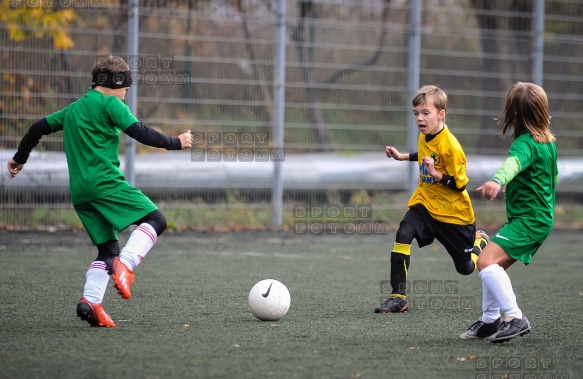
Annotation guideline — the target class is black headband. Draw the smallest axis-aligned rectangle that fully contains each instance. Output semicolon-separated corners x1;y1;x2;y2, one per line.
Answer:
91;70;133;89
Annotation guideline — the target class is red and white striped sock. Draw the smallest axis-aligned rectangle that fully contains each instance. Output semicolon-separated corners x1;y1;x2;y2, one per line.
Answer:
82;261;109;304
119;223;157;271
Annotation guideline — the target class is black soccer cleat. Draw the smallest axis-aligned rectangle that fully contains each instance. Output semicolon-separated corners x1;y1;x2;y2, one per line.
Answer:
459;317;501;339
488;316;531;343
375;296;409;313
76;297;116;328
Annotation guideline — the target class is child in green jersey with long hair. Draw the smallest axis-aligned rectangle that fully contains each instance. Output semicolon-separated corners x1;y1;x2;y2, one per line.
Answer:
7;56;194;327
459;82;557;343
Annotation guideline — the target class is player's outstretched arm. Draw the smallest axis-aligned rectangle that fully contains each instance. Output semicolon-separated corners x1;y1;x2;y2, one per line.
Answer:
386;146;407;161
8;118;54;178
477;181;502;201
7;159;24;178
124;122;192;150
478;156;520;200
177;130;193;150
386;146;416;162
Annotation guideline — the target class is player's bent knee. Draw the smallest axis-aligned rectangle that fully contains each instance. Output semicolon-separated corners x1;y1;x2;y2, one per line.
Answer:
395;222;416;244
454;260;475;275
476;255;494;271
137;209;167;236
95;239;121;262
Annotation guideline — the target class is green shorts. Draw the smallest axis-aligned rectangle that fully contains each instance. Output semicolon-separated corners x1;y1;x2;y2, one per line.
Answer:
74;187;158;245
491;221;542;265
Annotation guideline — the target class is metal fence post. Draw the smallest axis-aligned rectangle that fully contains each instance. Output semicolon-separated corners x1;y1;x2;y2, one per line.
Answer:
272;0;286;228
407;0;421;195
532;0;545;86
125;0;139;185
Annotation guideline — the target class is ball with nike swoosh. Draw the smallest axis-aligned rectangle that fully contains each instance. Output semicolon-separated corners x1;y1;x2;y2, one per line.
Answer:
248;279;291;321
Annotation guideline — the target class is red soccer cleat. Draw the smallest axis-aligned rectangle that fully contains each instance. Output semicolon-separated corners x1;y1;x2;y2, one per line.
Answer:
110;257;134;299
76;297;116;328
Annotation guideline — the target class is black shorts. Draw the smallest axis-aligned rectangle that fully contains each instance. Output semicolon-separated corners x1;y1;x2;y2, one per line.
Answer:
402;204;476;263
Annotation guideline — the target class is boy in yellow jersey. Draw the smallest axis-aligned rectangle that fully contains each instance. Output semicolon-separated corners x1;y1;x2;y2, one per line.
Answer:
376;85;488;314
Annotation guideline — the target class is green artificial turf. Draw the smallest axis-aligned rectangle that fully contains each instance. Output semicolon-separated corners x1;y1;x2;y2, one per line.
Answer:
0;230;581;379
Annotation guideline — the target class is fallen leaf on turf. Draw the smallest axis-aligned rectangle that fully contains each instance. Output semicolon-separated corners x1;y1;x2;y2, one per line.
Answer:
232;344;240;348
349;372;361;379
457;356;477;362
408;346;419;350
183;324;190;328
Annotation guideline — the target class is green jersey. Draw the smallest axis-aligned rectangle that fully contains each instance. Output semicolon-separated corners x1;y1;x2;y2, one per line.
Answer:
46;89;138;205
499;133;558;244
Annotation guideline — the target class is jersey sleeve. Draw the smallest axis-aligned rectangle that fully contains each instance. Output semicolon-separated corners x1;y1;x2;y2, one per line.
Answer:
45;106;70;132
492;156;521;186
508;136;535;171
105;96;139;131
12;118;54;164
444;146;469;189
124;122;182;150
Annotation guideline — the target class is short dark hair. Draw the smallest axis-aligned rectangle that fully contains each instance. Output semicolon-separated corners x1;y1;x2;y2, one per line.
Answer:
92;56;130;76
91;56;132;89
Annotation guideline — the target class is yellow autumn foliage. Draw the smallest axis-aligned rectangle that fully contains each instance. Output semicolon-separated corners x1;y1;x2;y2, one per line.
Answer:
0;1;77;50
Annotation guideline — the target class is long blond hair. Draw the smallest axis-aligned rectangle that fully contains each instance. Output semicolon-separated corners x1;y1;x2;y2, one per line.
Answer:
498;82;555;143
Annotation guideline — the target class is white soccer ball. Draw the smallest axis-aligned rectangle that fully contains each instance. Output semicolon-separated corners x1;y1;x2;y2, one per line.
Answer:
248;279;291;321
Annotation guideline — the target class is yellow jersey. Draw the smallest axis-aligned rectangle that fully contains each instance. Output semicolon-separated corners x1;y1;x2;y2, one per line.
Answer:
407;125;475;225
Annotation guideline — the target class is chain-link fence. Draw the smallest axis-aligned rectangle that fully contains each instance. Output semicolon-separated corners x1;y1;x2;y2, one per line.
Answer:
1;0;583;231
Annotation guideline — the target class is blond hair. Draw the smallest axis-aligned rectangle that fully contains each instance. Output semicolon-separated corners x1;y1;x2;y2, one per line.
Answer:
412;85;448;112
498;82;555;143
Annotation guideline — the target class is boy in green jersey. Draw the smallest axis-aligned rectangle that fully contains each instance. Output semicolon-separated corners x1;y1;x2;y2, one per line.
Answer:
460;82;558;343
7;56;194;327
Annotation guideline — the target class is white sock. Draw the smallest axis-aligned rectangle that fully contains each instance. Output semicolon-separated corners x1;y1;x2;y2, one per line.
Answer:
119;223;157;271
480;282;501;323
479;264;523;320
83;261;109;304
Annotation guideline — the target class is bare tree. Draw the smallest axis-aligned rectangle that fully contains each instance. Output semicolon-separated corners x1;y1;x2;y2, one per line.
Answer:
291;0;330;151
469;0;532;149
324;1;390;85
234;0;274;125
292;0;391;152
